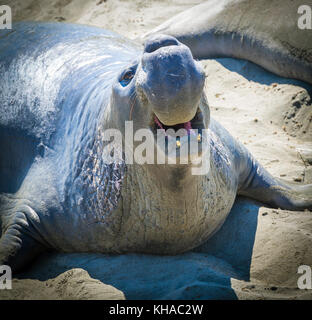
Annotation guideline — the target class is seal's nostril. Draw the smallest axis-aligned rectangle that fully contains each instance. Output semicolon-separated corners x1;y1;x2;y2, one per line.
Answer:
144;35;179;53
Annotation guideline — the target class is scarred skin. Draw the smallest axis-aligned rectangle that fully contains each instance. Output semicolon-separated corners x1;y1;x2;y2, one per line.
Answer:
0;22;311;272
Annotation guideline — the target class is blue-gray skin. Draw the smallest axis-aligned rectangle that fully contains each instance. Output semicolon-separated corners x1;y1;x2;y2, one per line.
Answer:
0;22;311;273
144;0;312;85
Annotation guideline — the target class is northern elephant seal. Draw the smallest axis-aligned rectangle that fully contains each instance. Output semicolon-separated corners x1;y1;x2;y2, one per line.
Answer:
0;21;311;273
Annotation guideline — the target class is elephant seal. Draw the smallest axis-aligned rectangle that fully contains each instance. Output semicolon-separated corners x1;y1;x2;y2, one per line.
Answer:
0;22;311;273
144;0;312;84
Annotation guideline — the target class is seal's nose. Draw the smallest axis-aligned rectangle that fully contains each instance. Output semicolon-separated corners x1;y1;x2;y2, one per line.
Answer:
140;34;205;126
144;34;179;53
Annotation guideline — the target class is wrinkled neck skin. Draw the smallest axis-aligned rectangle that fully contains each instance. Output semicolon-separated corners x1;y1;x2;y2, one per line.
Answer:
118;151;236;254
125;162;206;220
62;102;125;229
64;100;199;223
63;99;236;254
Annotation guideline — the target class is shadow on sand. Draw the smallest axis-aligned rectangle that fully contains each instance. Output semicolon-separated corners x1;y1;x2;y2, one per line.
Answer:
216;58;312;94
17;197;260;300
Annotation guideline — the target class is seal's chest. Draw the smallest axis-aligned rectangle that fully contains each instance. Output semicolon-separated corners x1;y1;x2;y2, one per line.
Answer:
118;168;236;254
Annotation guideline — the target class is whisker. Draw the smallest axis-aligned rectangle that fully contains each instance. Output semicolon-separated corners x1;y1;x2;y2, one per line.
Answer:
129;91;137;121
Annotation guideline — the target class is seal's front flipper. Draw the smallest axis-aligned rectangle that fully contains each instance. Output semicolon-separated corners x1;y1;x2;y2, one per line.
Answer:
238;156;312;211
0;211;46;273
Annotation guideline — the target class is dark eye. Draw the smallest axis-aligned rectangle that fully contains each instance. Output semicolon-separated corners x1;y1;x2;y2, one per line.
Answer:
120;70;135;87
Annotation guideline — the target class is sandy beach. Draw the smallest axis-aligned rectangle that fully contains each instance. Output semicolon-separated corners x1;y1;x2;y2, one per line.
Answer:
0;0;311;300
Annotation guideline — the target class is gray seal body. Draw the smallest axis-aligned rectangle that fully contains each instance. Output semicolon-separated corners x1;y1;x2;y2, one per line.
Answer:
0;22;311;272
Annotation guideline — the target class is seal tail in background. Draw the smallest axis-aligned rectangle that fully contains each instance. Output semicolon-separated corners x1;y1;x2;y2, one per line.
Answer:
143;0;312;85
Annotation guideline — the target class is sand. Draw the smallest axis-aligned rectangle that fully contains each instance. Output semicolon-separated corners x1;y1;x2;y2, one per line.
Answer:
1;0;311;300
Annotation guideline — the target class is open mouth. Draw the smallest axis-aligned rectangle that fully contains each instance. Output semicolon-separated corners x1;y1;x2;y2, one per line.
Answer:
150;108;205;148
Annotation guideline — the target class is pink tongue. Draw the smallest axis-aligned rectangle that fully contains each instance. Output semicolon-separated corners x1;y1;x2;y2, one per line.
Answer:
154;116;194;135
184;121;192;134
154;116;164;129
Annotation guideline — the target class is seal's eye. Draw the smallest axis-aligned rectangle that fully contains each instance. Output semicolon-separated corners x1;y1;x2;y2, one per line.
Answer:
120;69;135;87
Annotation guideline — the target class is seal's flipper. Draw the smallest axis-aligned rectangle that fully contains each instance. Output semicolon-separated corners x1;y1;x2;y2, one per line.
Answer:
238;155;312;211
208;118;312;211
145;0;312;84
0;211;46;273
